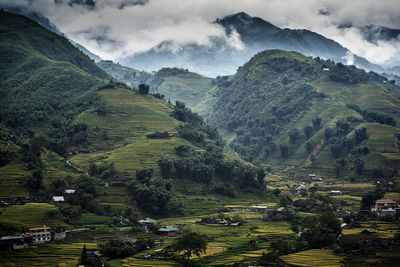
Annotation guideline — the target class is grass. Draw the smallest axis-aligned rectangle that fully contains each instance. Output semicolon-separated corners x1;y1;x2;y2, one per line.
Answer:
0;242;97;267
280;249;344;267
71;213;113;227
150;70;214;108
71;88;186;177
0;161;30;199
0;203;68;232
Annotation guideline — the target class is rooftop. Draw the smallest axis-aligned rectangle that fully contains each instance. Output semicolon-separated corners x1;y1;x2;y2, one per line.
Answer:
252;205;267;209
52;196;65;202
376;199;396;203
138;218;156;224
29;227;50;231
159;226;179;232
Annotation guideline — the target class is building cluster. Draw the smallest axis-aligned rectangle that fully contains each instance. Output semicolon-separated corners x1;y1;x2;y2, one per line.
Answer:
0;226;66;250
372;199;400;217
136;217;179;237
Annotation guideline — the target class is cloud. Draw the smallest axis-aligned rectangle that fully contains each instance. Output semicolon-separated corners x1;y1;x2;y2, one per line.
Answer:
0;0;399;67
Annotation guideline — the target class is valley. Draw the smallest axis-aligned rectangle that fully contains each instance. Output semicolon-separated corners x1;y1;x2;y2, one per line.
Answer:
1;6;400;267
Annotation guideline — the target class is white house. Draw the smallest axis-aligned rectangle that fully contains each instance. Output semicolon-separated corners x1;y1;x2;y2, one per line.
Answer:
29;227;51;244
52;196;65;202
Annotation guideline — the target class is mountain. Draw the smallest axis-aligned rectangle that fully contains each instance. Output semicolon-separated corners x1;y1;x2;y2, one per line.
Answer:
1;6;103;62
145;67;215;107
359;24;400;43
97;60;152;88
121;12;383;77
97;61;215;107
195;49;400;178
0;9;263;221
0;9;111;157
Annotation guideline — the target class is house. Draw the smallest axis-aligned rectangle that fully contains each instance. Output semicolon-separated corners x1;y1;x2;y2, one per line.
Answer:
29;227;51;244
308;174;316;179
76;148;92;153
377;208;397;217
138;218;156;232
119;216;130;224
51;228;66;241
158;226;179;237
52;196;65;202
252;205;268;213
0;234;32;249
64;189;76;194
374;199;399;211
322;68;330;71
122;238;138;248
329;191;342;196
110;177;129;185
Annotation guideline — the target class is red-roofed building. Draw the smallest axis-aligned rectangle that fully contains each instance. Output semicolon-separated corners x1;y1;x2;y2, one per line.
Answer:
374;199;399;212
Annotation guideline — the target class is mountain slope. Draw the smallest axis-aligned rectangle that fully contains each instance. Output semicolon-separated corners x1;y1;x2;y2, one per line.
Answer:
0;10;264;221
1;6;103;62
97;62;215;108
146;67;215;107
121;12;382;77
97;60;151;88
0;10;110;132
196;50;400;178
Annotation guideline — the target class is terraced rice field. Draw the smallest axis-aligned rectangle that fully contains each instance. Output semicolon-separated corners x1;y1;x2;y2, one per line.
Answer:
280;249;344;266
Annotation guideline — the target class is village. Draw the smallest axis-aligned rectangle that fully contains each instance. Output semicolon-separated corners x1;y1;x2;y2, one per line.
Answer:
1;168;400;266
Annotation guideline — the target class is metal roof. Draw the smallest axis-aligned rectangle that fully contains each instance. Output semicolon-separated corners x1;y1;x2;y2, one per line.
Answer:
138;218;156;224
158;226;178;232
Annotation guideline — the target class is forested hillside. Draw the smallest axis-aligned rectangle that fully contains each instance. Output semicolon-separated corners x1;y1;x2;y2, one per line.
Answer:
0;10;266;224
198;50;400;178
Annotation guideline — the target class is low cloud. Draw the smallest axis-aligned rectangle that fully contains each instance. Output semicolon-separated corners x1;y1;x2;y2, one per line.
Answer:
0;0;399;67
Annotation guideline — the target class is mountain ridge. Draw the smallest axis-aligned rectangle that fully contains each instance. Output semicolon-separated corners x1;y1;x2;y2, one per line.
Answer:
121;12;383;77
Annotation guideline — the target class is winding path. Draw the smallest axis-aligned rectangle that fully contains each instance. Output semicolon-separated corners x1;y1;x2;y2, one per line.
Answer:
66;160;89;176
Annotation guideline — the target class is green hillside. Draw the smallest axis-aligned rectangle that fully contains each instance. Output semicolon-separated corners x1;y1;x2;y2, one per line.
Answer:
146;67;215;107
97;62;215;108
0;10;109;80
196;50;400;178
97;60;151;88
0;10;265;225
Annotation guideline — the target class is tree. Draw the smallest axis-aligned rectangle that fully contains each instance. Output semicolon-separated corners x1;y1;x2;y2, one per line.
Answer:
289;128;300;144
303;126;313;139
305;142;313;154
136;168;153;185
138;83;150;94
280;144;289;158
279;195;293;207
360;190;383;210
257;168;266;187
158;157;172;179
175;232;207;262
80;244;88;265
354;158;364;175
312;117;321;128
50;178;66;195
26;169;43;191
300;212;341;248
354;127;368;144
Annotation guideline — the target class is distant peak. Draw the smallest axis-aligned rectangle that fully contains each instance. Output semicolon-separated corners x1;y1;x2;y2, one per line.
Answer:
216;12;280;35
219;12;253;23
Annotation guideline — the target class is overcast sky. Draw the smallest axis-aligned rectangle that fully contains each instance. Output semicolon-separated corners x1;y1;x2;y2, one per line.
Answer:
1;0;400;67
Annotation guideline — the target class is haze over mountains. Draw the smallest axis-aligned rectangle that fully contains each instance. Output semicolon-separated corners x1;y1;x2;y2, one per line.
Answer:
2;1;400;78
122;12;386;77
